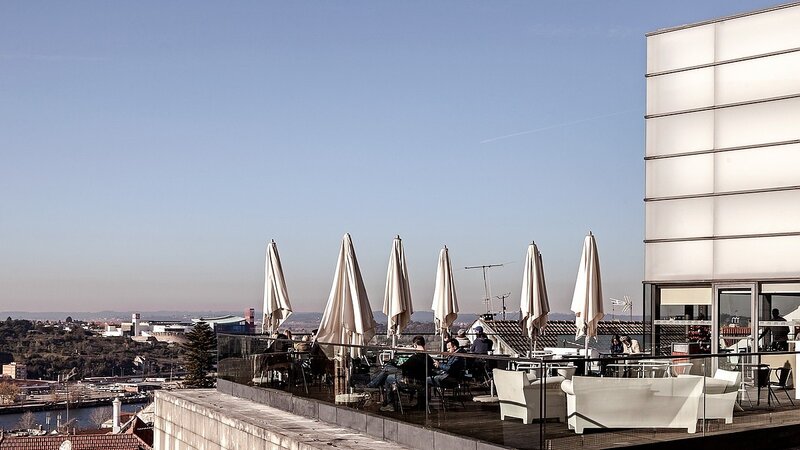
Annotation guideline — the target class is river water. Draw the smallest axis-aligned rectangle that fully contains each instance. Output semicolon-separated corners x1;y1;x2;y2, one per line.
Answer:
0;402;148;431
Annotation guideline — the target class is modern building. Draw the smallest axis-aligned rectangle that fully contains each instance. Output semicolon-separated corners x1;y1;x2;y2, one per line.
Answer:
644;3;800;355
193;315;249;334
2;362;26;380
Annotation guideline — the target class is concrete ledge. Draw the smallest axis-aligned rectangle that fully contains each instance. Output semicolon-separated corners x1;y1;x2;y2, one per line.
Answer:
216;379;512;450
155;389;408;450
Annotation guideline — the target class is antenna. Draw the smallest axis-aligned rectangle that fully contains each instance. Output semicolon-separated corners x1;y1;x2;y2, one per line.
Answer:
495;292;512;320
465;263;504;315
610;296;633;321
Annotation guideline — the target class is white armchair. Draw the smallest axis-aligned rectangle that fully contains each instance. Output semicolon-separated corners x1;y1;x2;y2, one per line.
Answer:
679;369;741;423
493;369;566;424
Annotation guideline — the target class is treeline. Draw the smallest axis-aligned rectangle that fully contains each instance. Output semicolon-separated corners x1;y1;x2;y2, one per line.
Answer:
0;318;182;380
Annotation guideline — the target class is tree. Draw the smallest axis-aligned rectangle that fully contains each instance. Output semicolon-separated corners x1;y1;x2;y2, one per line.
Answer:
17;411;37;430
89;407;112;428
181;321;217;388
0;381;19;405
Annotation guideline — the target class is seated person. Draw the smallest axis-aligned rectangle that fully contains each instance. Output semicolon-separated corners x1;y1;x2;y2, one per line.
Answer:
610;335;623;355
620;335;641;354
380;335;435;412
272;331;292;353
469;326;493;354
308;329;331;382
455;329;471;348
428;338;466;388
294;334;312;352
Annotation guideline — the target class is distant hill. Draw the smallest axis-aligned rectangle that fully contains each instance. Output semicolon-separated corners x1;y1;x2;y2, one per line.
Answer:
0;310;247;322
0;310;642;324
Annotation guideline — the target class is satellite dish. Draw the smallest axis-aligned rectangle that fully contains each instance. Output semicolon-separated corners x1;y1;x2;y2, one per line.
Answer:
59;440;73;450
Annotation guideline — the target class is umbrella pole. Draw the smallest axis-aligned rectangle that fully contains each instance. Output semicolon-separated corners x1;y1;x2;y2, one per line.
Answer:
584;337;590;375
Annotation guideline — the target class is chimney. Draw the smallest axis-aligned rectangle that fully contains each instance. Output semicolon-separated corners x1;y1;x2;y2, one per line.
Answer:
112;397;122;433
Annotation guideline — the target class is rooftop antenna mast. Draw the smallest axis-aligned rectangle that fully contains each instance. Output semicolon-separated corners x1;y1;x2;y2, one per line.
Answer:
610;295;633;322
465;263;504;316
496;292;512;320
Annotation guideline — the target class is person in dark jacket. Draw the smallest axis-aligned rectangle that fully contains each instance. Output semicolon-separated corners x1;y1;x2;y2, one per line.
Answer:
380;335;435;412
429;338;466;387
610;335;623;354
469;326;493;354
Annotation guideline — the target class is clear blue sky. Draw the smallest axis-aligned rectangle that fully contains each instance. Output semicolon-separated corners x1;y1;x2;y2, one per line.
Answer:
0;1;781;315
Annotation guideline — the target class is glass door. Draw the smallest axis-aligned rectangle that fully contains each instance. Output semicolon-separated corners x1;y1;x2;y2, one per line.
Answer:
712;285;756;355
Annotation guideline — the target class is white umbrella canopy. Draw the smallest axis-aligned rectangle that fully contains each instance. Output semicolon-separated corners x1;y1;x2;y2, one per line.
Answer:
570;232;605;345
317;233;377;358
262;240;293;335
383;235;413;340
432;246;459;339
520;242;550;349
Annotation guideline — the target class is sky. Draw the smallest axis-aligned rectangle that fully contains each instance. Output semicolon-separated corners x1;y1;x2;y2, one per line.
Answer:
0;0;784;316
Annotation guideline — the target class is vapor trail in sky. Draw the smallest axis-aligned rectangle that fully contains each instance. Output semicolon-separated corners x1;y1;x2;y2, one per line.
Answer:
480;109;638;144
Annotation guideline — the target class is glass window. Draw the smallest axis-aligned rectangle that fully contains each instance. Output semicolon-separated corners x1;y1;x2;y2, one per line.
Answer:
758;293;800;352
653;286;711;356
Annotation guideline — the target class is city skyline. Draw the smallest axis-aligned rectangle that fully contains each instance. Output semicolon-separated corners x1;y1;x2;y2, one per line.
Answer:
0;1;782;314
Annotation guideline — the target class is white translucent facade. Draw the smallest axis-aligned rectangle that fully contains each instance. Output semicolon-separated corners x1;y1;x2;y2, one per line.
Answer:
645;3;800;283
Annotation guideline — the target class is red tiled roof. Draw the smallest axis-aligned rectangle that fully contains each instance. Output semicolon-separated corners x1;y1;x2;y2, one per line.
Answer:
482;320;644;353
0;434;150;450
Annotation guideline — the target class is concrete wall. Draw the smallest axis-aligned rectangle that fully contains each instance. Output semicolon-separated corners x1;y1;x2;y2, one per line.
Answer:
154;390;314;450
215;379;508;450
154;381;509;450
156;392;249;450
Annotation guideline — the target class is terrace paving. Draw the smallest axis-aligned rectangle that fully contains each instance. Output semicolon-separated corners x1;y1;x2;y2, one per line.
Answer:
281;378;800;449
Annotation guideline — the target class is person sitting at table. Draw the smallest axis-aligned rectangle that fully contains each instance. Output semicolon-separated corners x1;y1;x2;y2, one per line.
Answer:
380;335;435;412
294;334;311;352
620;335;641;354
429;338;466;388
469;326;493;354
610;335;623;355
455;329;471;348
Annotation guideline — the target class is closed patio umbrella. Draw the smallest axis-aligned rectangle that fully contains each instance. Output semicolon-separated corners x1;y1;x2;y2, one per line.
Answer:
383;235;413;348
520;241;550;354
316;233;377;359
432;246;459;349
570;232;605;360
262;240;293;335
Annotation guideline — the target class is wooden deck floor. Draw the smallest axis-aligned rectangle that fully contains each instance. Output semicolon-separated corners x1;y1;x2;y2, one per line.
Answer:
278;381;800;450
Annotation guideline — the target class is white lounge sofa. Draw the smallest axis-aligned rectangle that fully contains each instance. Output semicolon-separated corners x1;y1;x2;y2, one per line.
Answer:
493;369;566;424
560;375;703;434
679;369;741;424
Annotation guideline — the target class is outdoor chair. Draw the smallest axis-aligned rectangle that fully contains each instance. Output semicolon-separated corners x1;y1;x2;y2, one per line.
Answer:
431;374;467;411
494;369;565;424
679;369;741;423
394;377;431;414
769;367;795;407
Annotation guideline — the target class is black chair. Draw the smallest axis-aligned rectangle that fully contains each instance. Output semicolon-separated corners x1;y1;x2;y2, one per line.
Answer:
431;374;467;410
769;367;795;407
754;364;771;406
394;376;430;414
